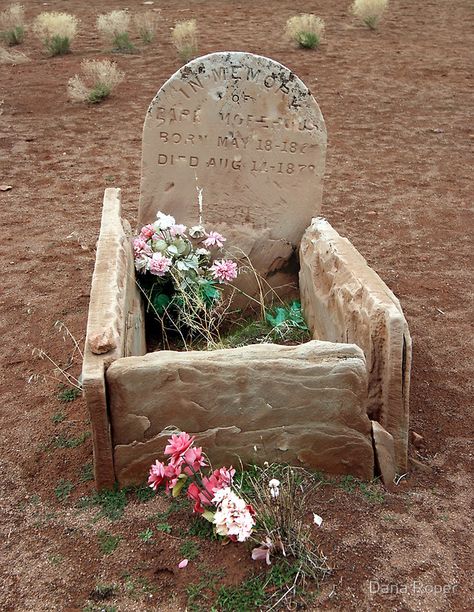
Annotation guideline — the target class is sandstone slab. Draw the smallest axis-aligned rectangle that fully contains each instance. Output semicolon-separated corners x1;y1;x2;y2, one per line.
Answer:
82;188;146;488
299;218;412;471
138;52;326;295
106;341;374;486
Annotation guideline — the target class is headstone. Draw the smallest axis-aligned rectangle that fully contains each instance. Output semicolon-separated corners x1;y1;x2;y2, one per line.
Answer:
138;52;326;289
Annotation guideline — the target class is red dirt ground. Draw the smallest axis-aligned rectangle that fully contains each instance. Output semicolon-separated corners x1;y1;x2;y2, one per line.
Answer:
1;0;473;610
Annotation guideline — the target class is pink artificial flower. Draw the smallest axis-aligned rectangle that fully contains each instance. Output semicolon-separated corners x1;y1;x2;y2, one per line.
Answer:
164;432;195;465
148;460;180;492
187;481;212;514
182;446;207;475
201;466;235;500
203;231;226;248
178;559;189;569
148;460;166;491
251;538;273;565
169;223;187;237
133;237;152;257
149;253;172;276
140;224;155;240
210;259;238;283
164;464;181;495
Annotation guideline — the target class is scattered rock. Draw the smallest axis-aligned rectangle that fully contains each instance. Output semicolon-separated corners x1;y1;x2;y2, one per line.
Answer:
89;329;117;354
411;431;424;448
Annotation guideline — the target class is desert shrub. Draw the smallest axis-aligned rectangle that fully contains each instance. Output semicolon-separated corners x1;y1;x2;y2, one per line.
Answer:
68;59;125;104
134;10;159;44
0;3;25;46
97;10;134;53
352;0;389;29
33;12;79;56
0;46;28;64
171;19;198;62
286;14;325;49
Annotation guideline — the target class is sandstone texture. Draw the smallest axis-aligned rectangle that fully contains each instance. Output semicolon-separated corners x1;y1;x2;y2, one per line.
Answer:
372;421;397;489
83;188;146;488
105;341;374;486
299;218;412;471
138;52;326;298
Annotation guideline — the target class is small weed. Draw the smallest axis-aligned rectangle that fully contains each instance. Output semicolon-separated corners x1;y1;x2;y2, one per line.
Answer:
188;517;218;540
51;431;90;449
286;14;325;49
156;522;172;534
90;583;117;601
179;540;200;560
83;604;116;612
217;575;266;611
51;411;66;424
57;385;81;403
171;19;198;62
186;566;226;610
105;175;115;183
98;530;121;555
79;462;94;483
123;574;155;599
339;474;357;493
77;486;127;521
55;479;74;502
359;482;385;503
48;553;64;565
138;528;153;542
133;484;155;503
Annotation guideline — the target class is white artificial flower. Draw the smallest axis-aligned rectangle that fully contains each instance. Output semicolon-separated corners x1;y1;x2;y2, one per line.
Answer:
195;247;210;256
313;512;323;527
155;211;176;230
269;478;280;499
212;487;255;542
189;225;206;238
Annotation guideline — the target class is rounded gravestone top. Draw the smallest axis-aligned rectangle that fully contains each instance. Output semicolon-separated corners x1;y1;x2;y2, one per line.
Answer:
138;52;326;287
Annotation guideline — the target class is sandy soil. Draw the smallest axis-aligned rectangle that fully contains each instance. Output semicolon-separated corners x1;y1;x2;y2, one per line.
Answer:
0;0;473;610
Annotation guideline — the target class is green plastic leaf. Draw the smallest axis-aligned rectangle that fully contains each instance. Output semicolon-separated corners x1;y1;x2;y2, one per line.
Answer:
153;293;171;314
172;475;187;497
202;510;215;523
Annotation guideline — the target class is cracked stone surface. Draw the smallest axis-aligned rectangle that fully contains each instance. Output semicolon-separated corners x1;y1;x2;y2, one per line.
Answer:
106;341;374;486
299;218;411;471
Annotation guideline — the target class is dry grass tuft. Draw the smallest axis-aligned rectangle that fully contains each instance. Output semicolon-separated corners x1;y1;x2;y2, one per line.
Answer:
352;0;389;29
171;19;198;62
97;10;134;52
33;12;79;55
0;45;28;64
285;14;325;49
68;59;125;104
134;10;159;44
0;3;25;45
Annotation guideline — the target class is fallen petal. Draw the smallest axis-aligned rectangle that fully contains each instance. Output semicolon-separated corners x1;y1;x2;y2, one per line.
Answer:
0;185;13;191
313;513;323;527
178;558;189;568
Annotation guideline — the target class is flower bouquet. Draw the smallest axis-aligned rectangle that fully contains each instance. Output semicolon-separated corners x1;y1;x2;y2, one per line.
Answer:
133;211;239;347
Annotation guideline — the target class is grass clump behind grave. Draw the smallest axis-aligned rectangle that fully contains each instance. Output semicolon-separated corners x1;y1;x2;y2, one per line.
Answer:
171;19;198;62
352;0;389;30
134;10;159;44
286;14;325;49
68;59;125;104
33;12;79;56
0;3;25;46
97;10;134;53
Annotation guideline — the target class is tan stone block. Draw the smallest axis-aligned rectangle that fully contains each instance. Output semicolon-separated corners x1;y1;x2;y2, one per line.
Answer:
138;52;326;294
105;341;374;486
83;188;146;489
299;218;412;471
